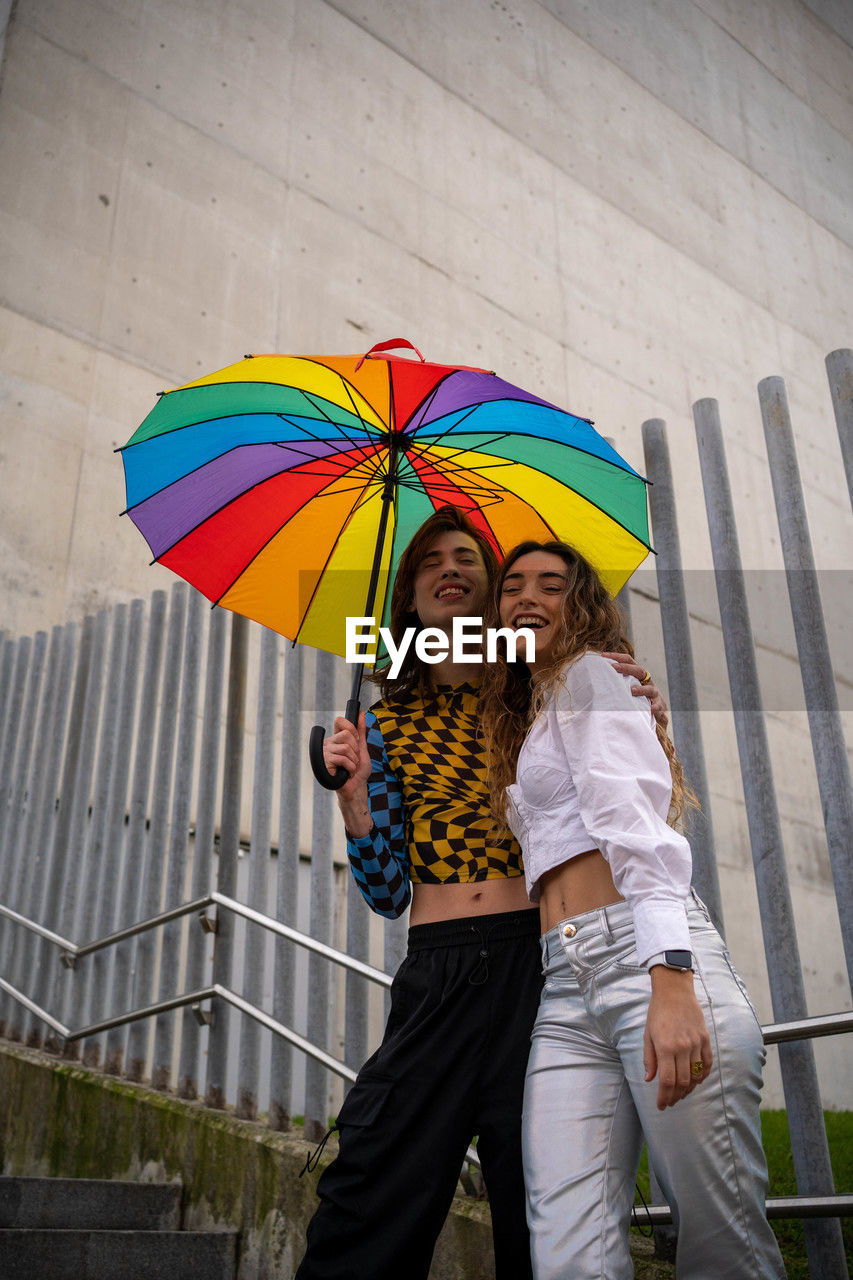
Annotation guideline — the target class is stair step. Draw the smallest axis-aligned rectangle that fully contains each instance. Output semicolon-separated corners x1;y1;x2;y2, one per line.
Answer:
0;1228;238;1280
0;1176;181;1229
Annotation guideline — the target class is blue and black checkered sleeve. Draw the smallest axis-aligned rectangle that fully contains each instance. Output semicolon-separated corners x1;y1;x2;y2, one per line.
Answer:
345;710;411;919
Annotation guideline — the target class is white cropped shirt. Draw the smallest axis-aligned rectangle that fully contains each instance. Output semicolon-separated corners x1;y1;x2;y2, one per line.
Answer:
505;651;692;966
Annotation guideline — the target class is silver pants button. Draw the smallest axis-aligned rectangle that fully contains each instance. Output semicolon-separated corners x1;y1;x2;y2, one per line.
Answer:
563;923;577;938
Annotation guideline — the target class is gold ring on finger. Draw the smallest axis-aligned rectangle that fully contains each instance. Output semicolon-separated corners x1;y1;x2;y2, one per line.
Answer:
640;670;652;685
690;1061;704;1077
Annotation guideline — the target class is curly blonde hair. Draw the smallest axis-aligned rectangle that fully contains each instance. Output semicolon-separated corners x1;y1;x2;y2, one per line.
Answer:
479;540;696;830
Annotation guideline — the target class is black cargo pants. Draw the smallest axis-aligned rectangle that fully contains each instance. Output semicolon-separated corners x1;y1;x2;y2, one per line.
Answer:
294;908;543;1280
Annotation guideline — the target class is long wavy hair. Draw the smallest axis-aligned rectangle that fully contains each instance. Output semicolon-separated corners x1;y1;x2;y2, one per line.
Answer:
480;540;696;828
372;505;501;702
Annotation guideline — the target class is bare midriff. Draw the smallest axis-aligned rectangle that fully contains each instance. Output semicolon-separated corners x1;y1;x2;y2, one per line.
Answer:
409;875;532;925
537;848;624;934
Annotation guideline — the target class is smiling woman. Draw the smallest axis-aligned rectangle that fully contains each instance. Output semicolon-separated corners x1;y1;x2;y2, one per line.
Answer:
479;540;785;1280
499;548;570;668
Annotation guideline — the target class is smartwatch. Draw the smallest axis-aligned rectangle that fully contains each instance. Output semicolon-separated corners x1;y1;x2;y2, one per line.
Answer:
647;950;694;972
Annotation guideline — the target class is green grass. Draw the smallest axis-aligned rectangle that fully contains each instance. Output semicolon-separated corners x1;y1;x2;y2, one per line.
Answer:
632;1111;852;1278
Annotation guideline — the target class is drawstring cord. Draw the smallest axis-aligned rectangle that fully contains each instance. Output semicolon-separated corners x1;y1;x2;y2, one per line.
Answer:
630;1181;655;1237
299;1123;338;1177
468;919;499;985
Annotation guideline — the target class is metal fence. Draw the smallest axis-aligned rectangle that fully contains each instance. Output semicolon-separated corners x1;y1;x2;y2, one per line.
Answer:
0;599;407;1138
0;348;852;1277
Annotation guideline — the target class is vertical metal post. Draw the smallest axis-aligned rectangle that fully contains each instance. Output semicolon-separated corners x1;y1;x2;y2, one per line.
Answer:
53;609;109;1051
177;606;227;1099
236;626;279;1120
0;637;15;728
606;436;634;643
304;651;337;1141
4;627;62;1038
759;377;853;993
36;617;93;1052
344;876;370;1088
694;398;847;1280
152;589;204;1090
0;635;32;858
0;629;18;1029
0;631;46;1038
384;918;408;1021
23;622;78;1047
104;592;167;1075
825;349;853;510
205;612;249;1109
126;583;187;1081
270;644;304;1131
83;599;144;1067
70;606;127;1058
641;419;723;934
4;632;47;894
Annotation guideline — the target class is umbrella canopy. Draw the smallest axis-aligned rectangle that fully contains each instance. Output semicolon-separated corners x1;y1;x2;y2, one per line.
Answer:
120;340;650;658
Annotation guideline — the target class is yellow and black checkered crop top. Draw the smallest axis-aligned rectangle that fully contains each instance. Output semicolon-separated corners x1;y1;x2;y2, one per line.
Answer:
344;683;524;915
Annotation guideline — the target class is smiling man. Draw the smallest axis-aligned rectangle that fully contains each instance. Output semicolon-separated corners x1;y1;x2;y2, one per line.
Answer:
294;506;664;1280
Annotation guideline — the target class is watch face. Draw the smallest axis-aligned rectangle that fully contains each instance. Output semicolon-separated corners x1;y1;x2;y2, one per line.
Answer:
664;950;693;970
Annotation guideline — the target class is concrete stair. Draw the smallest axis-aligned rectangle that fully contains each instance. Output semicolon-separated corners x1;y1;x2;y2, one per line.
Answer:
0;1176;238;1279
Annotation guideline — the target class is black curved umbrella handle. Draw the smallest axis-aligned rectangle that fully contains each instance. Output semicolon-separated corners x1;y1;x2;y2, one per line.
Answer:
309;698;361;791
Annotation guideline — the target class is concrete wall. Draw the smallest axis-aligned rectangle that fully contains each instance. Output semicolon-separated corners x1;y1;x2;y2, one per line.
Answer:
0;0;850;1107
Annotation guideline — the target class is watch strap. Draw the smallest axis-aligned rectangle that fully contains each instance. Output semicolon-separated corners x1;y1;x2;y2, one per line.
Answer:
647;949;694;972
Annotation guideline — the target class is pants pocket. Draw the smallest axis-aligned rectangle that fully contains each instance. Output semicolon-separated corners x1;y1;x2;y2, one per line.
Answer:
336;1073;395;1130
721;948;764;1035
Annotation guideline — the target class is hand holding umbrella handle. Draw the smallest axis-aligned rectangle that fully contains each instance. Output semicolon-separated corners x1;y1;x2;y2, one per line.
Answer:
355;338;425;371
309;698;362;790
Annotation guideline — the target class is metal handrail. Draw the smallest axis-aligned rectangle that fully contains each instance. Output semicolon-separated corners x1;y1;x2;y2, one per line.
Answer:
633;1195;853;1227
2;894;852;1209
9;889;852;1038
762;1010;853;1043
1;892;393;988
0;976;359;1081
0;901;75;952
0;975;68;1038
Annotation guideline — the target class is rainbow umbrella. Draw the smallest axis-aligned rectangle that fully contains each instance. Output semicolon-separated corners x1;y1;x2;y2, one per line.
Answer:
120;339;651;784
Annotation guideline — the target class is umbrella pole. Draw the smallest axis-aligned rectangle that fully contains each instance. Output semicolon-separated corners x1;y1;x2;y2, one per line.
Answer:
310;457;399;789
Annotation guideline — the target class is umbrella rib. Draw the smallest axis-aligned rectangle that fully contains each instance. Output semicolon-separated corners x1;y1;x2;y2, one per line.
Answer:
405;440;517;477
409;395;594;437
292;481;389;647
119;388;377;452
407;403;482;452
147;454;387;564
413;431;511;467
408;450;652;554
122;437;381;515
397;373;456;436
407;400;644;482
297;355;389;433
189;355;392;432
420;427;647;485
210;469;378;614
274;411;377;467
405;448;518;483
297;391;381;469
337;380;383;450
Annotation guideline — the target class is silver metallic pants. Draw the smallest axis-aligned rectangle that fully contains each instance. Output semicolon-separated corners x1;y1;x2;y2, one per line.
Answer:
522;894;786;1279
